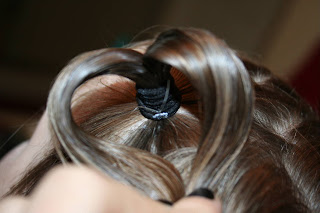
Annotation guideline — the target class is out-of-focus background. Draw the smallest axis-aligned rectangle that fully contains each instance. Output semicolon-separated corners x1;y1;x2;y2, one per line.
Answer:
1;0;319;158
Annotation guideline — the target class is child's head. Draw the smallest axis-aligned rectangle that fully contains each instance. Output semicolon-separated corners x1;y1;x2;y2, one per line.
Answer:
6;27;320;212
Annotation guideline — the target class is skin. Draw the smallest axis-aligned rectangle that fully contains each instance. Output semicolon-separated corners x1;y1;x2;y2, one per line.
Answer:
0;166;221;213
0;74;222;213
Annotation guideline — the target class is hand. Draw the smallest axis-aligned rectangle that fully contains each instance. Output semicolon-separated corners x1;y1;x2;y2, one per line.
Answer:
0;166;221;213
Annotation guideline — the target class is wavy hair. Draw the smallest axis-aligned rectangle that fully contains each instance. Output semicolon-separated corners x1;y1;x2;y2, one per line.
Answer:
7;28;320;212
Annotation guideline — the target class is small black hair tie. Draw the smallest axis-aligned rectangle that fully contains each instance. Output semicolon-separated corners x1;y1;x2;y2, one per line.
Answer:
187;188;214;199
158;199;173;206
136;77;181;121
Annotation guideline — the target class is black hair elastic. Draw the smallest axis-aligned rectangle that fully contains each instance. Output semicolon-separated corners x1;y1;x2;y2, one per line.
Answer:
136;76;181;121
157;188;214;206
158;199;173;206
187;188;214;199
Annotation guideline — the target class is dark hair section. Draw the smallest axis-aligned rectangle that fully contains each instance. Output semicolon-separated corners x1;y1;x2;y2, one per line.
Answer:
6;28;320;212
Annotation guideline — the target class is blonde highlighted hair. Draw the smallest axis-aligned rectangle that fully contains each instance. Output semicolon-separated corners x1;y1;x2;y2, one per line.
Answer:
7;28;320;212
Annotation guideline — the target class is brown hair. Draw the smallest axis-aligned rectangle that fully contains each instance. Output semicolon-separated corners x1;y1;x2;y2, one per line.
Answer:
7;28;320;212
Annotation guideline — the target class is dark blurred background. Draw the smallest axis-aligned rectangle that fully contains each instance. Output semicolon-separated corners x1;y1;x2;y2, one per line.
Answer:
1;0;319;158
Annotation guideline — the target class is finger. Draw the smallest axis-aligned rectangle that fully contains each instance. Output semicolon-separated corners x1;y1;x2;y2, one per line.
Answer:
172;197;222;213
0;196;30;213
28;166;170;213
